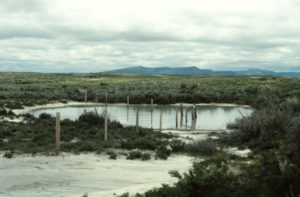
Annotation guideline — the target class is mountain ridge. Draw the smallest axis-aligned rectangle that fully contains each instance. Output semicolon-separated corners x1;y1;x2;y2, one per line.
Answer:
104;66;300;77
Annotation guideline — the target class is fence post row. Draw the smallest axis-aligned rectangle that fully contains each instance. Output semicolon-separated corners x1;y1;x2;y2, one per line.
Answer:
104;108;108;141
56;112;61;155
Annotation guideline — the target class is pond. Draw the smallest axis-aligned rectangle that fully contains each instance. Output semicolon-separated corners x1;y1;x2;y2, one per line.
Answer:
27;104;253;130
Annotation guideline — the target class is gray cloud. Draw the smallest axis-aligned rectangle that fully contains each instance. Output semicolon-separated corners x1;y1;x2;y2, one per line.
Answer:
0;0;299;72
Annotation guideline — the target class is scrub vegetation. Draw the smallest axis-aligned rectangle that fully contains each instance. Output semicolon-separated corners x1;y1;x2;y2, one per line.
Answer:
1;72;300;196
0;111;176;158
1;72;300;110
135;88;300;197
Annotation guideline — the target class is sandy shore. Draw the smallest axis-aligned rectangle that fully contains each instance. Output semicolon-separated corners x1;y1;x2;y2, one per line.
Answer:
0;153;194;197
0;116;25;123
13;102;106;115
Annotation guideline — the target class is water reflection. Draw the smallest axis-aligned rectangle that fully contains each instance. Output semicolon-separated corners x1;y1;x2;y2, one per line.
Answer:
28;105;253;130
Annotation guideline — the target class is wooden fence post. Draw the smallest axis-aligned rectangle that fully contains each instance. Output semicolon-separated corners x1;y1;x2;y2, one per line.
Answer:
105;93;108;107
84;91;87;102
193;104;197;119
191;106;195;120
136;110;139;133
185;107;188;129
176;107;178;129
104;109;108;141
160;111;163;132
56;112;61;155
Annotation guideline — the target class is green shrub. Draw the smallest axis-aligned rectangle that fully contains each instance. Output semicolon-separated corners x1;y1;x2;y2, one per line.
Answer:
141;153;300;197
155;146;170;160
126;151;143;160
0;108;14;116
121;136;157;150
78;111;104;126
141;153;151;161
3;152;13;159
170;140;185;152
23;113;35;119
6;101;23;109
108;120;123;128
39;113;52;119
36;99;49;105
126;151;151;161
0;108;7;115
184;139;218;156
23;100;35;106
106;151;117;160
78;143;96;152
59;99;68;103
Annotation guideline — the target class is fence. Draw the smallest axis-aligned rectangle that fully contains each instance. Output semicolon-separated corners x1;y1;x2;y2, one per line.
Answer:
53;99;199;154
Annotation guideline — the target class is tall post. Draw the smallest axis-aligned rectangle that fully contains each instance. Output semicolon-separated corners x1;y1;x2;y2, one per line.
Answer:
191;106;195;120
176;107;178;129
127;96;129;107
185;107;188;129
193;104;197;119
104;108;108;141
105;93;108;107
84;91;87;102
151;98;154;107
136;110;139;133
192;118;197;130
56;112;61;155
160;111;163;132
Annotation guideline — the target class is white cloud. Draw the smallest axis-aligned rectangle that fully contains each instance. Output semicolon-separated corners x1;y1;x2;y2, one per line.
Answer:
0;0;299;72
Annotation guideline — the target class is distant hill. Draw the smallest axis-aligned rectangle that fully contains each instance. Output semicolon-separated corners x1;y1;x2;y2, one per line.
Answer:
104;66;300;77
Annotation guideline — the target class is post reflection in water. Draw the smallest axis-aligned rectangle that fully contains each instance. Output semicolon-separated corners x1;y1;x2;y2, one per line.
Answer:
151;109;153;128
127;106;129;121
29;104;253;130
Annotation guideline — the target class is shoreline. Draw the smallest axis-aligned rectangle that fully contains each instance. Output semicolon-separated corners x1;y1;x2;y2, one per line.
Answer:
13;101;251;115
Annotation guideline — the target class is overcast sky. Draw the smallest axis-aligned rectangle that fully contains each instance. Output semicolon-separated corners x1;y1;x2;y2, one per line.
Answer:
0;0;300;73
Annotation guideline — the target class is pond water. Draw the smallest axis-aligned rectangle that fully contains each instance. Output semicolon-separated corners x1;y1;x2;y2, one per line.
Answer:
28;104;253;130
